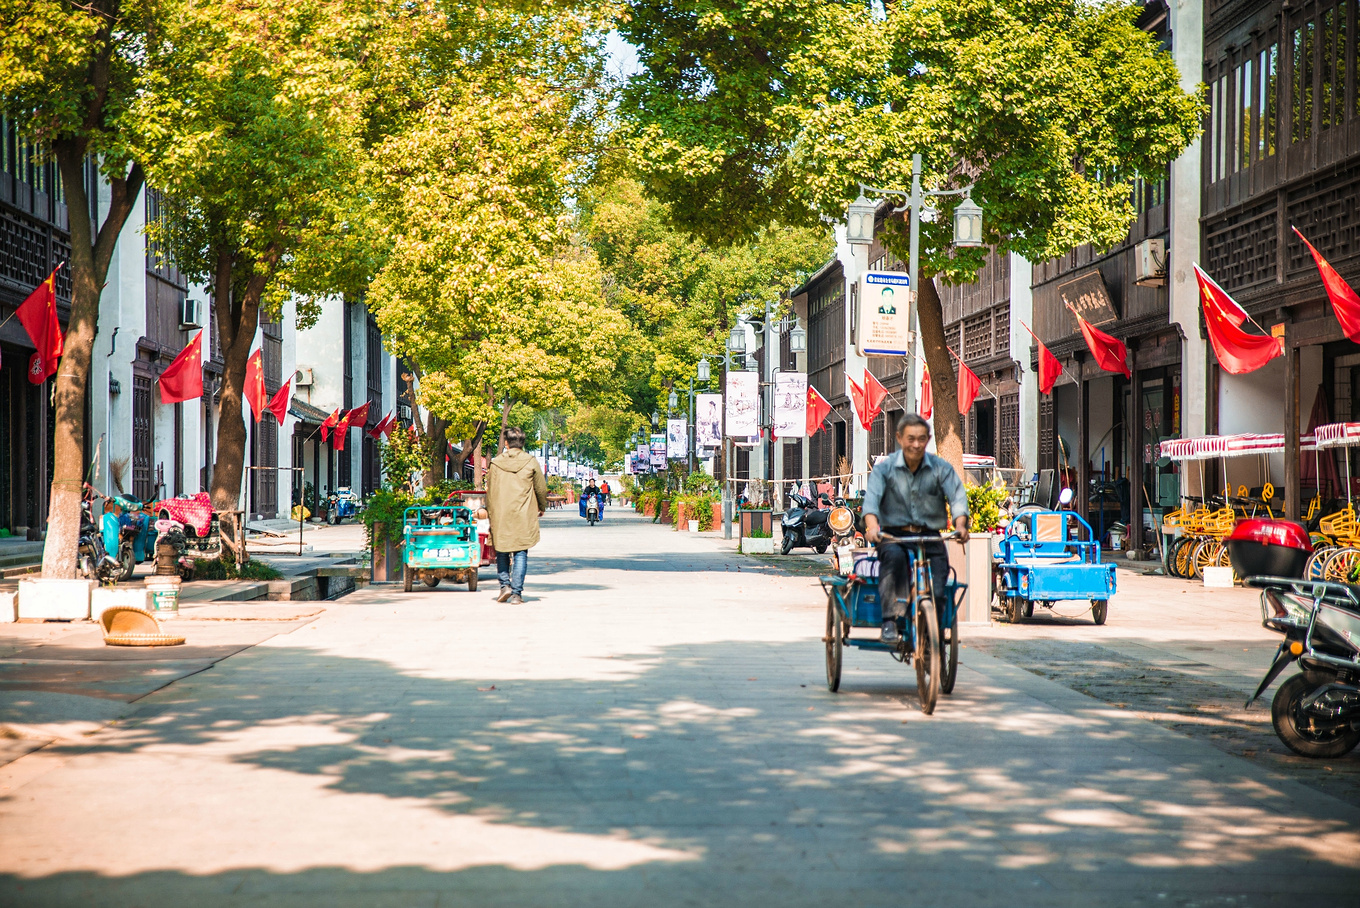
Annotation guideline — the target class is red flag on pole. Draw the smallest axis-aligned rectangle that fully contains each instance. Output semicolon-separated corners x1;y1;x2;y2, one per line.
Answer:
345;400;370;429
320;408;340;443
367;412;392;439
1194;264;1282;374
382;414;398;438
807;386;832;435
845;372;871;430
1293;227;1360;343
158;332;203;404
920;368;932;419
863;369;888;426
264;379;290;425
243;347;266;420
17;265;64;384
948;348;982;413
1068;307;1130;377
333;410;351;451
1018;320;1062;395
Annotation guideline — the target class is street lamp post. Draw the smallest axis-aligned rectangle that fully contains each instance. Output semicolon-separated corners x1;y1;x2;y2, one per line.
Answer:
847;155;983;425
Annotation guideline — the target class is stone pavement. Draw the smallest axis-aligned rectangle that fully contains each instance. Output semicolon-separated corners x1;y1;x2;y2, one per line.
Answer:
1;508;1357;907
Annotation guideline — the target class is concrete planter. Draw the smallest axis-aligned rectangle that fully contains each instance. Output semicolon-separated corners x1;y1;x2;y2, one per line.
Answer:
741;536;775;554
371;537;404;582
18;578;94;621
0;590;16;623
739;509;772;538
91;587;153;623
946;536;995;624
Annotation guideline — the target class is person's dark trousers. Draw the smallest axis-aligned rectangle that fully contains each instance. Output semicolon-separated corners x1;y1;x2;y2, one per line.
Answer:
876;528;950;621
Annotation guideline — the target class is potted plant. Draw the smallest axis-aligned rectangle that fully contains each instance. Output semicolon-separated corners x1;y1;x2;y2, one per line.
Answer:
738;504;772;538
741;524;775;554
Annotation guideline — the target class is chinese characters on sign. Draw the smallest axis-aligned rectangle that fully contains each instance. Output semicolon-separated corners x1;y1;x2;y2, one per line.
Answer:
772;372;807;439
1057;271;1118;327
857;271;913;357
725;371;759;437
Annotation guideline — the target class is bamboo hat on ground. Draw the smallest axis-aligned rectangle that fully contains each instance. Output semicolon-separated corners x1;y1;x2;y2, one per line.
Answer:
100;607;185;647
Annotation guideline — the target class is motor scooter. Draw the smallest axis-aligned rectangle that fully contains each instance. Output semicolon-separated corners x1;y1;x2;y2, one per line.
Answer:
781;492;835;554
585;494;601;526
78;499;122;584
1247;576;1360;758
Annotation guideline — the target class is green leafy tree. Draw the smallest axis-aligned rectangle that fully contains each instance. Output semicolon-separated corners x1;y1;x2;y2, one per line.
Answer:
620;0;1202;468
141;0;374;529
1;0;172;576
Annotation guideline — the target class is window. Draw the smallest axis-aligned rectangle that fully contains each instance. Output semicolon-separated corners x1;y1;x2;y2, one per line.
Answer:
1293;21;1314;143
1238;58;1252;172
1259;44;1278;158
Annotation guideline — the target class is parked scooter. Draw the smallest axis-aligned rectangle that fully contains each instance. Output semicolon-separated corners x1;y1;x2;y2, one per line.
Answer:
78;498;122;584
781;492;835;555
585;494;601;526
1247;576;1360;758
327;487;360;525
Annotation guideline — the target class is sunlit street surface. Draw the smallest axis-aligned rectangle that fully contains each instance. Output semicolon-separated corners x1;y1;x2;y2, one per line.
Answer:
3;510;1358;907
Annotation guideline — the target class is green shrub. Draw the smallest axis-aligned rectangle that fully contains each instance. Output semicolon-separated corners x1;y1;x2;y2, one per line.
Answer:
746;524;773;538
966;481;1007;533
193;557;283;581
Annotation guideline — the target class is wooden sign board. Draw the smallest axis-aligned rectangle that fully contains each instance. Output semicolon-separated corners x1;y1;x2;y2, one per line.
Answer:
1057;270;1117;327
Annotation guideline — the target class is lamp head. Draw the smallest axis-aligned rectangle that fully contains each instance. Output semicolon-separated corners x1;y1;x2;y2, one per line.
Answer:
846;194;877;245
953;195;984;247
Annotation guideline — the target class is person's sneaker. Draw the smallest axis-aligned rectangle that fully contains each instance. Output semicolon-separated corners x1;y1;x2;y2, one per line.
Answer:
496;586;512;602
507;593;524;605
880;620;900;644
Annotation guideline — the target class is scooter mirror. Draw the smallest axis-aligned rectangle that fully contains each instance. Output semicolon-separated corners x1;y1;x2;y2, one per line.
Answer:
1058;488;1074;506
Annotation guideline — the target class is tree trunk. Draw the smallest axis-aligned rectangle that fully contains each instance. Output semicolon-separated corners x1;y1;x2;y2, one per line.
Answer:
450;421;486;481
422;412;449;487
208;244;276;521
40;144;143;578
917;277;965;476
497;396;514;452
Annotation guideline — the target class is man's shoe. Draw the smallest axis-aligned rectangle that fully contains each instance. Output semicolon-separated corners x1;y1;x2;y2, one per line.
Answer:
880;621;900;644
507;593;524;605
496;586;512;602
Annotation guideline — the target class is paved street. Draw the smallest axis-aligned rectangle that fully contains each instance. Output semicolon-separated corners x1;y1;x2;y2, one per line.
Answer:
2;509;1359;907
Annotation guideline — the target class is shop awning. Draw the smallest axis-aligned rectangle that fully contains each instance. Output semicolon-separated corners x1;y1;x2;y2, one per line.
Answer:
1313;422;1360;448
962;453;996;468
288;399;333;425
1158;432;1318;461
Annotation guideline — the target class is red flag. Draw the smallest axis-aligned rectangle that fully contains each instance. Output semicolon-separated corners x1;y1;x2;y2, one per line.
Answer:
382;414;398;438
846;372;869;430
863;369;887;426
17;265;64;384
949;349;982;413
264;379;290;425
1194;264;1282;374
367;412;392;439
920;368;933;419
320;408;340;442
1018;320;1062;395
807;386;832;435
1294;227;1360;343
345;401;370;429
243;347;266;421
333;410;352;451
158;332;203;403
1070;308;1130;377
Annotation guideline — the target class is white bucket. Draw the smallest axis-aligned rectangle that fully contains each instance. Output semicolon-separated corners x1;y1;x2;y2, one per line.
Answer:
687;520;699;533
1202;566;1235;588
144;577;182;617
1109;529;1125;551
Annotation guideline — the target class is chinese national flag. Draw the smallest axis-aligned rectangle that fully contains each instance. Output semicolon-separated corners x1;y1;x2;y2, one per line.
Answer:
345;401;370;430
243;348;266;420
1194;264;1282;374
17;265;64;384
1074;313;1131;378
320;408;340;442
1038;342;1062;395
920;368;933;419
806;386;832;436
1293;227;1360;343
846;372;868;430
863;369;888;426
332;411;352;451
957;359;982;413
158;332;203;404
264;379;290;426
366;412;391;439
382;414;398;438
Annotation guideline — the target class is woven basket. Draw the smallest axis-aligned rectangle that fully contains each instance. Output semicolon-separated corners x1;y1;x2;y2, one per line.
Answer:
100;606;185;647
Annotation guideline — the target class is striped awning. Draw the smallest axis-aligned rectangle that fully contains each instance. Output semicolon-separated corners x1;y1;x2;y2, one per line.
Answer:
1313;422;1360;448
1159;432;1318;461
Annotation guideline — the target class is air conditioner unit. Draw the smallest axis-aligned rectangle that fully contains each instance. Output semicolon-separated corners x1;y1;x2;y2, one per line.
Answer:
398;403;412;421
179;298;203;330
1134;238;1167;287
293;368;314;387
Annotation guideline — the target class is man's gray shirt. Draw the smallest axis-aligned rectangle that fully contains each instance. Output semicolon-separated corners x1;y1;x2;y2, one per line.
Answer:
862;450;969;530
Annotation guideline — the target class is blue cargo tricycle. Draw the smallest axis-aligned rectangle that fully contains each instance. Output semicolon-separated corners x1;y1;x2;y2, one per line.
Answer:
402;506;482;593
993;508;1117;625
819;535;967;714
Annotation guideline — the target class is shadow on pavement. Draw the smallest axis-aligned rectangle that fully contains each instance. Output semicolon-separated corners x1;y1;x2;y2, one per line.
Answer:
3;636;1358;907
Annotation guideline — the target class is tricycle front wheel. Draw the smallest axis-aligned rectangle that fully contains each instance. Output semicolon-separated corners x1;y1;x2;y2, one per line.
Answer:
914;596;941;714
940;608;959;695
404;568;414;592
825;597;842;692
1009;595;1026;624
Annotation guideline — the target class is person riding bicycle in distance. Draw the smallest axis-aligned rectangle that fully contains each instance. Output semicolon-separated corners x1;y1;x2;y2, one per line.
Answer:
862;413;970;644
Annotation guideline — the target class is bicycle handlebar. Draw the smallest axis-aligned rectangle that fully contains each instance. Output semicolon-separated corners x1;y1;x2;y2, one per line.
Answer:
877;533;963;546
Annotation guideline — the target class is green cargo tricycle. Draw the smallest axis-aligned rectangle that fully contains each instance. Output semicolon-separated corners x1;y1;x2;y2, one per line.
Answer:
402;506;482;592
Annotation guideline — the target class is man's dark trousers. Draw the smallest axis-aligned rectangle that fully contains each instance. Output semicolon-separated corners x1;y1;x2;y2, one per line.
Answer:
877;528;951;620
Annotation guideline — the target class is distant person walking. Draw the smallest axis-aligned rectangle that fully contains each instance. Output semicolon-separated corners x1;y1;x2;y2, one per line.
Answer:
486;426;548;604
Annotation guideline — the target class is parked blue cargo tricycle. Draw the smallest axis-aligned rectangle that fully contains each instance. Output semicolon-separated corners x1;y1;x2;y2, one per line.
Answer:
402;506;481;593
819;535;967;714
993;504;1117;625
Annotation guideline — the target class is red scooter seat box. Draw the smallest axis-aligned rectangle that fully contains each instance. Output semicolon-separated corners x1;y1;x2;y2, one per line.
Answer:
1225;519;1312;579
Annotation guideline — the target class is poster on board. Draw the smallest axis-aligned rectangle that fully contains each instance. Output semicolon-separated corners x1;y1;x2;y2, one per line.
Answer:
772;372;807;439
857;270;913;357
667;418;688;459
725;371;759;437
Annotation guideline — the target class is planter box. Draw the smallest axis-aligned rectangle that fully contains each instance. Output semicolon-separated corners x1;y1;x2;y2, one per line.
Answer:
712;502;723;528
659;500;672;523
741;536;775;554
18;578;94;621
739;509;772;538
371;538;404;582
643;501;656;517
0;590;15;623
946;536;994;624
673;502;690;529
